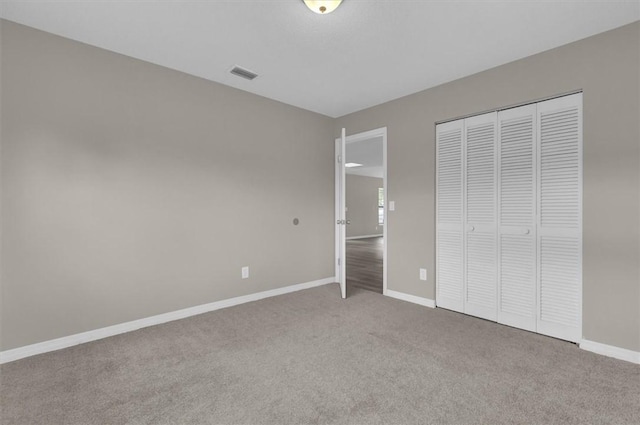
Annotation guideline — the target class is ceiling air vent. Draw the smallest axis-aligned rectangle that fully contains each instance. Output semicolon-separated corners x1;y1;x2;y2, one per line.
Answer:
230;66;258;81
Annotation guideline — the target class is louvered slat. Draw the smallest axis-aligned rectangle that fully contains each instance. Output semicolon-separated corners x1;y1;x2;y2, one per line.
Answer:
539;238;580;326
466;122;496;224
437;230;463;301
539;109;580;228
499;115;534;225
437;129;463;224
500;235;536;319
466;233;497;314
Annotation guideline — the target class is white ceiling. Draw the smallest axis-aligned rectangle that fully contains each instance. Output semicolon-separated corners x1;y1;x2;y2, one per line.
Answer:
1;1;638;118
346;136;383;179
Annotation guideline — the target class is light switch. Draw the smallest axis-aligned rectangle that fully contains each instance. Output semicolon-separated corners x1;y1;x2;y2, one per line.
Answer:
242;266;249;279
420;268;427;281
389;201;395;211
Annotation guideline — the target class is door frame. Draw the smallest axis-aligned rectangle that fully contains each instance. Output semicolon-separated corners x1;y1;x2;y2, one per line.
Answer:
335;129;347;298
335;127;388;296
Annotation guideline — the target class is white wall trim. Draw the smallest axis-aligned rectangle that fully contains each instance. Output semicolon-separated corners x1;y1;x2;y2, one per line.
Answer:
580;339;640;364
346;234;383;240
385;289;436;308
0;277;335;365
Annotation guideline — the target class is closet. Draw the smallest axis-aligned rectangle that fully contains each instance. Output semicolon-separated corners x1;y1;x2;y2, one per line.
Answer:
435;93;582;343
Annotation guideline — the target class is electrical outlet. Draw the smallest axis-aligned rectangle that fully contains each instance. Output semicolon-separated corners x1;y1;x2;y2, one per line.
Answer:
241;266;249;279
419;268;427;281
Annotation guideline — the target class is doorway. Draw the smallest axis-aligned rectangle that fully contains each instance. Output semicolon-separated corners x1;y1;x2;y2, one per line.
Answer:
335;127;387;297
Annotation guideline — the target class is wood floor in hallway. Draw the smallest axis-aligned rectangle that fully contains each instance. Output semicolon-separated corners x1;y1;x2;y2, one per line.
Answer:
346;236;383;294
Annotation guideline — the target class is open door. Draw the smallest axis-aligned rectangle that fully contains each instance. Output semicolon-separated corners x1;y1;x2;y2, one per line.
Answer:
335;128;347;298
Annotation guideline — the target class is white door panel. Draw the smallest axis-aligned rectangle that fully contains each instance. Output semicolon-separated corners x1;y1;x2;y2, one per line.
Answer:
536;93;582;342
464;112;497;321
497;104;537;331
436;119;464;312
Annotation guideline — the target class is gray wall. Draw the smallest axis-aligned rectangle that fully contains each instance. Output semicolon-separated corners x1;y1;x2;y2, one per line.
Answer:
346;175;383;238
335;22;640;352
2;19;639;355
0;21;335;351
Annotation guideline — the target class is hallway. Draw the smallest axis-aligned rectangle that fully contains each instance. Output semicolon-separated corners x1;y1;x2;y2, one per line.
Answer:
346;236;383;294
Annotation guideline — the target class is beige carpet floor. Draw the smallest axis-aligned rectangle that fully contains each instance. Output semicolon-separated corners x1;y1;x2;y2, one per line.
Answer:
1;283;639;425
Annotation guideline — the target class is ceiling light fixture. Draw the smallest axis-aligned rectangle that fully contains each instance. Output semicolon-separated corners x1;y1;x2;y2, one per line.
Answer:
303;0;343;14
345;163;363;168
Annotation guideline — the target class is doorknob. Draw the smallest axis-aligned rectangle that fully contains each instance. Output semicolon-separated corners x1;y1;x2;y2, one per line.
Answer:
524;228;530;235
469;225;475;231
346;220;351;225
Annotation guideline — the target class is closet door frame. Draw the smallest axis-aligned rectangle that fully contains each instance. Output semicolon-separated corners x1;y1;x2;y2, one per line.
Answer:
435;91;583;344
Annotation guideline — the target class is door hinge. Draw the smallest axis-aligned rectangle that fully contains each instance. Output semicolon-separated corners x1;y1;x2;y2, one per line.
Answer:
338;258;341;266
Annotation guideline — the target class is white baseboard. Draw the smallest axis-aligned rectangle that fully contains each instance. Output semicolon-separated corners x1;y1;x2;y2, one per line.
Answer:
346;234;383;240
385;289;436;308
0;277;335;365
580;339;640;364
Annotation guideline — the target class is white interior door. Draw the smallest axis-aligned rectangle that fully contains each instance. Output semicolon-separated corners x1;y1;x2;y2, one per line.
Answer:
335;128;347;298
436;119;465;312
464;112;498;321
497;104;538;332
536;93;582;342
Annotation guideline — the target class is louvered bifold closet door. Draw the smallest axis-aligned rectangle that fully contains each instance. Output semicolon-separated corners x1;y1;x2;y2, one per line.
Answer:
536;93;583;342
463;113;498;321
436;119;464;313
497;105;537;332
